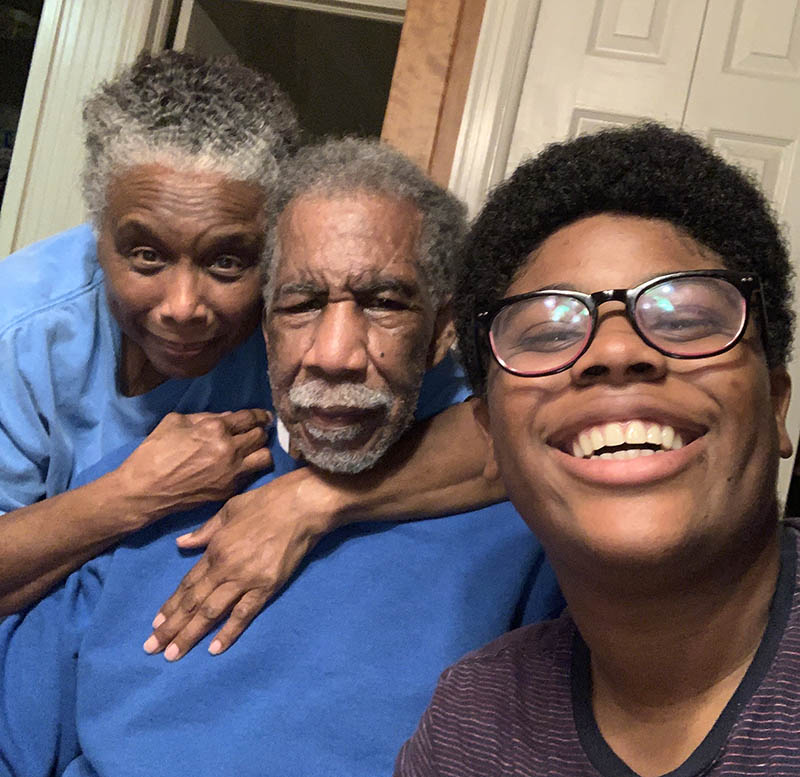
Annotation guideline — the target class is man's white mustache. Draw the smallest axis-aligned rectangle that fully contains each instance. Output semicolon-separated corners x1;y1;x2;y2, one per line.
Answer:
288;379;393;412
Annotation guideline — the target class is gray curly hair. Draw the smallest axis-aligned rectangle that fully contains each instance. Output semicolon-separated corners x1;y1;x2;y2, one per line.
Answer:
82;50;300;226
264;137;467;308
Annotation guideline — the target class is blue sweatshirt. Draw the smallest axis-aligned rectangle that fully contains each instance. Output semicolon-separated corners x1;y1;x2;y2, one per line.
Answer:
0;438;562;777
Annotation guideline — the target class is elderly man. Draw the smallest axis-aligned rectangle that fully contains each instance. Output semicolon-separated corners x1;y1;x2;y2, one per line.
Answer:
396;123;800;777
0;51;520;658
0;139;561;777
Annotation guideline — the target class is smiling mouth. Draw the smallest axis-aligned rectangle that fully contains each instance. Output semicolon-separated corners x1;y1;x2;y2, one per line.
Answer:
563;420;703;460
151;334;217;353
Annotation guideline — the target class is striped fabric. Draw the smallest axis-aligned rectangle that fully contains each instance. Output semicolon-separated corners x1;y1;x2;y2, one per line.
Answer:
395;525;800;776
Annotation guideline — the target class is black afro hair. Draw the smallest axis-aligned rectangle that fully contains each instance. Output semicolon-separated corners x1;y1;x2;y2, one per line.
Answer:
456;123;794;393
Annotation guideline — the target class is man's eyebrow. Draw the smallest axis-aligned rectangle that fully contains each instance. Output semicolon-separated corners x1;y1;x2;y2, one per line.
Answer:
274;281;323;296
352;278;420;297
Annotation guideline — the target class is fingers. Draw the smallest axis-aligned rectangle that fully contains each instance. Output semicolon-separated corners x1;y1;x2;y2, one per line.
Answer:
145;583;270;661
153;583;245;661
220;408;273;435
145;558;212;647
239;447;273;474
232;426;271;458
207;589;269;655
175;513;223;549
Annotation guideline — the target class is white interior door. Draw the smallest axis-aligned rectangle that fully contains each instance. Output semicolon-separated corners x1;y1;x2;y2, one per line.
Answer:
682;0;800;497
454;0;800;498
504;0;708;176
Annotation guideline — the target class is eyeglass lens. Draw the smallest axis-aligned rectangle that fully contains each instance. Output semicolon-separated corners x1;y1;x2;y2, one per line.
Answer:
489;276;747;376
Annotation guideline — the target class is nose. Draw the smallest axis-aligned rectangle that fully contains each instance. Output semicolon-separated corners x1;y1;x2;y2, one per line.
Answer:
303;302;369;379
570;308;667;386
157;265;210;326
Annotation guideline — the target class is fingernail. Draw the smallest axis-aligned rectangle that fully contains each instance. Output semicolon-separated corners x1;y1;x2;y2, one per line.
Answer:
176;533;192;543
164;643;180;661
209;639;222;655
152;612;166;629
143;635;160;654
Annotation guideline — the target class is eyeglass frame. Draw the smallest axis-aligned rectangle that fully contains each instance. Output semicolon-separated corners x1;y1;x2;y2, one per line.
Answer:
475;269;767;378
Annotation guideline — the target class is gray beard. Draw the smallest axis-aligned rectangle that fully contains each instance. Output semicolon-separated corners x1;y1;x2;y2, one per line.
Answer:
287;379;416;474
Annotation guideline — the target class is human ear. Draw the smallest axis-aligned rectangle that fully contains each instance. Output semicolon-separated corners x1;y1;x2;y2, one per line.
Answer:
770;367;793;459
472;397;501;481
427;300;456;369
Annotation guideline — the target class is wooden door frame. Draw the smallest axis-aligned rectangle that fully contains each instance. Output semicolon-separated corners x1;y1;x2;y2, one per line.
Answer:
381;0;487;186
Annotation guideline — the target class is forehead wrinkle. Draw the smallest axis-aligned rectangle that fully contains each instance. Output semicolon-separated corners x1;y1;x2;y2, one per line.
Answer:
109;166;265;220
275;263;422;294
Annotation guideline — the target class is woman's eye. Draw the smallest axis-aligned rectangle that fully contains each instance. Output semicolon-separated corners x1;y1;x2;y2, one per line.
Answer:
209;255;247;277
129;247;164;270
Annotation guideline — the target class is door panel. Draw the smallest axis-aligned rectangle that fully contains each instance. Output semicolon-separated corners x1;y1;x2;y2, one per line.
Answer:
505;0;708;176
682;0;800;495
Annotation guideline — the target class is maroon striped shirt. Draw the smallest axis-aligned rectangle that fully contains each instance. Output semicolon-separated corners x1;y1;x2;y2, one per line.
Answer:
395;524;800;776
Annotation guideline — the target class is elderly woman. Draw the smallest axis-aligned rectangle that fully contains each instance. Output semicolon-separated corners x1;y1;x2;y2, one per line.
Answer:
0;51;502;656
397;124;799;776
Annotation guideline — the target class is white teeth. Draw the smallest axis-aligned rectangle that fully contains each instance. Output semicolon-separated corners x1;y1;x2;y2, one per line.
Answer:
568;420;691;458
626;420;646;445
604;423;625;446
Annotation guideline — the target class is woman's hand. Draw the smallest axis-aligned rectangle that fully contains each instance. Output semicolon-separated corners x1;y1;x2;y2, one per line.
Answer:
142;469;337;660
117;409;274;527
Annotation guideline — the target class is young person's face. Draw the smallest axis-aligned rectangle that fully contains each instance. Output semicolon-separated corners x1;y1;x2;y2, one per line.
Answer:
479;214;792;575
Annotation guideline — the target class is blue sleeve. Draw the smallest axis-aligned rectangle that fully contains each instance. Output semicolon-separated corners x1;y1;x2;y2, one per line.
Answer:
0;327;52;514
0;555;109;776
72;440;143;489
415;352;470;422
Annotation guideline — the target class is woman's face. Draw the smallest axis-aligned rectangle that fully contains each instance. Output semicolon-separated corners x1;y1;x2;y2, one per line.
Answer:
96;164;267;395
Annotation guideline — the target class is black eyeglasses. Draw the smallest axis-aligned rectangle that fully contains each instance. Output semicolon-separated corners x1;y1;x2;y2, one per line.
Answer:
477;270;764;378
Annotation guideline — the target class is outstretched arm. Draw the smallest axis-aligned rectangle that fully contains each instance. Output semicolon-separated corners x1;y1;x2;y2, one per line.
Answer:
0;410;272;615
145;399;506;660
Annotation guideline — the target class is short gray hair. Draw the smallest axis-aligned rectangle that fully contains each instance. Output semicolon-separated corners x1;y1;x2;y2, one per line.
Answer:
82;50;300;226
264;137;466;307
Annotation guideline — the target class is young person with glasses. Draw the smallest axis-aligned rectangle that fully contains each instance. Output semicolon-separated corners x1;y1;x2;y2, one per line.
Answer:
396;123;799;777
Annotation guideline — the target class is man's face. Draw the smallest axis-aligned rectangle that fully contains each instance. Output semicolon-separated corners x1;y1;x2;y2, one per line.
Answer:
265;191;449;473
96;164;266;395
479;213;792;576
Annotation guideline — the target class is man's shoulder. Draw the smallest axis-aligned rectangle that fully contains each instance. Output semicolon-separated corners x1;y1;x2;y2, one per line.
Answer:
0;225;103;335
